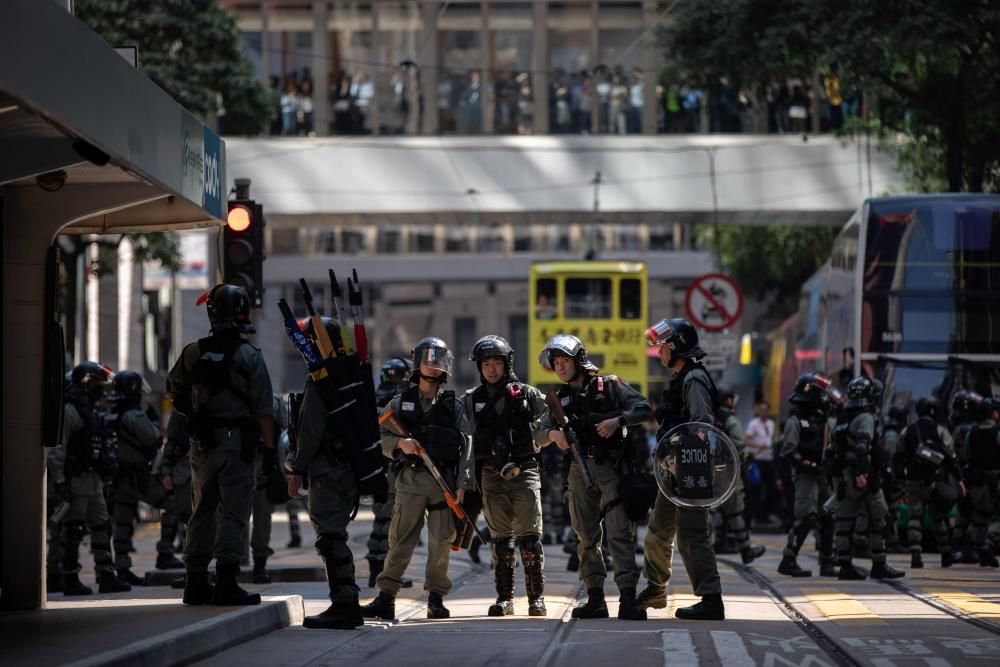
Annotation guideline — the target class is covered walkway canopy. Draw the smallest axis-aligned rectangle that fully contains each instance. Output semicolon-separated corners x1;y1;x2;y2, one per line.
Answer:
227;134;905;227
1;0;226;610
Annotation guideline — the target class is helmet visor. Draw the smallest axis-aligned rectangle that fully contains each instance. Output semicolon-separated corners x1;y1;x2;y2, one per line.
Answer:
417;346;454;376
538;334;582;371
644;319;675;347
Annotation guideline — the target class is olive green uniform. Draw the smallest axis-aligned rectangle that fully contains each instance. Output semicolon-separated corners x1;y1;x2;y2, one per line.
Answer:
779;413;833;561
112;407;169;572
539;376;651;592
376;389;473;597
715;409;750;551
158;411;193;558
50;402;116;580
966;423;1000;555
166;337;274;574
643;366;722;596
835;412;890;566
289;378;360;604
900;420;955;555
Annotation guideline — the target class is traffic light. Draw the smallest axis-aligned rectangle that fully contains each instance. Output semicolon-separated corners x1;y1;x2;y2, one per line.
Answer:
224;195;265;308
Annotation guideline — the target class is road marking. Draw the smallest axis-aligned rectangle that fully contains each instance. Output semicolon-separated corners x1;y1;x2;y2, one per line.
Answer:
711;630;756;666
661;629;698;667
801;588;885;626
921;589;1000;620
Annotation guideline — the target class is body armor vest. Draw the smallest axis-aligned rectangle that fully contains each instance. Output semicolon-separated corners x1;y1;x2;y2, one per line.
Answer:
397;387;464;468
111;405;159;467
794;409;826;464
558;375;625;459
66;401;118;478
903;416;947;481
470;383;536;462
660;362;718;434
968;424;1000;470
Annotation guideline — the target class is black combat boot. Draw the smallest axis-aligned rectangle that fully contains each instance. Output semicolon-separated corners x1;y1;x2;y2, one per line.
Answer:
156;553;184;570
468;535;482;565
837;562;867;580
427;592;450;619
941;550;955;568
778;556;811;577
819;557;837;577
304;596;364;630
571;587;609;619
870;562;905;580
212;563;261;605
980;548;1000;568
488;542;516;617
287;534;302;548
97;574;132;593
360;591;396;620
521;538;546;617
910;551;924;569
741;544;766;564
63;572;93;596
635;584;667;610
675;594;725;621
617;587;647;621
117;568;145;586
252;558;272;584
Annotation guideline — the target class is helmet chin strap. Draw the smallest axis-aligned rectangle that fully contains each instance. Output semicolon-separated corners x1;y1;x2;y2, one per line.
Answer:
419;371;446;384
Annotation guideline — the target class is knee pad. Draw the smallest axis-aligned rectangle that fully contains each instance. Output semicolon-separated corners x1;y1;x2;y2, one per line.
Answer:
493;538;517;566
315;532;348;558
62;521;88;542
519;534;543;558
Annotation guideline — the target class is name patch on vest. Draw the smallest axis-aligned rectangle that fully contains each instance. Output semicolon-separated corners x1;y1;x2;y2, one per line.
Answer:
401;401;416;411
561;396;571;406
475;402;486;413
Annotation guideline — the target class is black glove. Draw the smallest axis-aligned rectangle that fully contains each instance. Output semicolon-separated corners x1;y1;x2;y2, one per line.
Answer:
262;446;279;470
55;481;69;503
145;405;160;423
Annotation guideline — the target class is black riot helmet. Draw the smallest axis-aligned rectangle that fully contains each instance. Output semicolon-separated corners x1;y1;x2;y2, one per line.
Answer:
298;316;340;350
789;372;832;406
645;318;706;361
539;334;599;377
70;361;114;402
886;403;909;430
113;370;148;405
916;396;942;421
380;356;414;386
204;283;254;334
411;337;455;383
717;382;737;407
977;396;1000;421
844;375;876;411
950;390;982;423
470;335;515;382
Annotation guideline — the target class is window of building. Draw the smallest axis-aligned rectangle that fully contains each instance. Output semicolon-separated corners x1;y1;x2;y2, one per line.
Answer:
620;278;641;319
549;3;592;135
490;3;533;135
342;228;367;254
565;278;611;319
535;278;558;320
270;227;299;255
598;2;644;134
478;223;506;252
378;227;402;253
411;226;436;252
453;316;478;384
446;227;471;252
439;2;483;135
649;225;673;250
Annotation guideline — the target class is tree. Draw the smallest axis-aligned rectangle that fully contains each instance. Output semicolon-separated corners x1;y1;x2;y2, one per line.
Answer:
666;0;1000;192
76;0;272;135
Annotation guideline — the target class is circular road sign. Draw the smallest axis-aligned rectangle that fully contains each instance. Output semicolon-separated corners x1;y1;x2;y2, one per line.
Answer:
685;273;744;332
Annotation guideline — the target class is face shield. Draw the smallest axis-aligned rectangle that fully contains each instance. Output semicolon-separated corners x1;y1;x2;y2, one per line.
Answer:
538;334;583;371
644;319;675;347
417;345;454;377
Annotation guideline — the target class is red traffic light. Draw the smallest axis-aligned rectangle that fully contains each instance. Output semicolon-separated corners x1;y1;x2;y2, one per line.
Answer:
227;204;252;232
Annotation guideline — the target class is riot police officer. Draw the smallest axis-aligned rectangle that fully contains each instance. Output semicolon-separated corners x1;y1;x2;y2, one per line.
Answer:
949;391;982;562
366;356;414;588
108;370;170;585
778;373;835;577
362;337;473;621
156;410;191;571
833;376;903;580
286;316;365;629
638;318;725;621
714;383;766;564
881;403;909;555
465;335;551;617
900;396;958;568
539;334;651;620
167;283;275;606
967;397;1000;567
50;362;131;595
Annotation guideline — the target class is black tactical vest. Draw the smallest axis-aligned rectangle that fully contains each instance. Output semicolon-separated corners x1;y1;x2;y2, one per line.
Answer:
397;387;464;467
470;383;536;462
660;362;718;433
968;424;1000;470
558;375;625;457
902;416;948;481
66;401;118;478
794;408;826;463
111;405;159;466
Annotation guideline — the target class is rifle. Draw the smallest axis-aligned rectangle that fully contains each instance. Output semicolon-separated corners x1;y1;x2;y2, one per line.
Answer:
379;408;490;550
299;279;336;359
544;390;596;490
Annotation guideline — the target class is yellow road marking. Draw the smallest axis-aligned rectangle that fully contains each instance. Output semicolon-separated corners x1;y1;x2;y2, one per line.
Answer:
802;588;886;625
922;589;1000;620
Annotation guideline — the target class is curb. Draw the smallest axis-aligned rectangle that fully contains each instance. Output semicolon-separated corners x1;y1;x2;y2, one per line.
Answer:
62;595;304;667
144;567;326;586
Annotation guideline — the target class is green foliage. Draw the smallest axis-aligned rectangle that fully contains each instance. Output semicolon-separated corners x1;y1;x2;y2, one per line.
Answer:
89;233;183;277
76;0;270;135
697;225;838;318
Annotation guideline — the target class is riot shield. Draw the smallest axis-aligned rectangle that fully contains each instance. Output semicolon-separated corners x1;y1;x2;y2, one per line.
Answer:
652;422;740;509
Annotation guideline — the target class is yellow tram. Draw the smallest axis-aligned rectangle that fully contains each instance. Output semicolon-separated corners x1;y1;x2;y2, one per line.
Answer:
528;261;648;396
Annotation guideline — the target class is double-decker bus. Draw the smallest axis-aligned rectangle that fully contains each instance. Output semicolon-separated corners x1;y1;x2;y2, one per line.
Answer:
528;261;648;396
766;194;1000;413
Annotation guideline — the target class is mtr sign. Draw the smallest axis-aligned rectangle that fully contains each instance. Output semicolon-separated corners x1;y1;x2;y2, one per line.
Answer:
224;199;265;308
